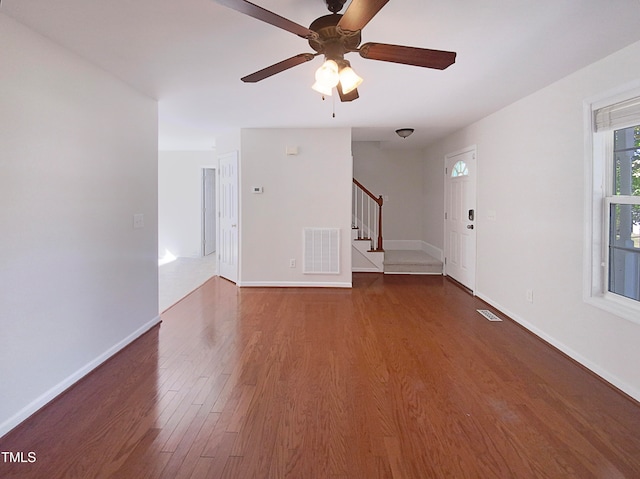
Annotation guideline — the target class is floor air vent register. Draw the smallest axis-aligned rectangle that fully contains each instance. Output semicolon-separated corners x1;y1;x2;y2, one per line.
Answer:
477;309;503;322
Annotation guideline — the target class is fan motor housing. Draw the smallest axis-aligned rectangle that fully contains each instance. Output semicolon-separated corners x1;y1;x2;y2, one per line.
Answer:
308;14;361;57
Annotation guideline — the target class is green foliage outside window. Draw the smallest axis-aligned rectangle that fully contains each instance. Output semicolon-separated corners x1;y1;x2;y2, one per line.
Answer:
614;125;640;223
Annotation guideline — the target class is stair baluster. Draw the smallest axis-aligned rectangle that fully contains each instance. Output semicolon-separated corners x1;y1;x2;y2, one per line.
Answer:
352;178;384;252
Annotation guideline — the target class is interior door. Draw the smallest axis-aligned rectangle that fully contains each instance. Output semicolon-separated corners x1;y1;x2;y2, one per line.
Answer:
444;147;477;291
203;168;216;256
218;152;239;283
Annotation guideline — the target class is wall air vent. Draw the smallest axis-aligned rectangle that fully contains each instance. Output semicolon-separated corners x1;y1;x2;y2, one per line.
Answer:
304;228;340;274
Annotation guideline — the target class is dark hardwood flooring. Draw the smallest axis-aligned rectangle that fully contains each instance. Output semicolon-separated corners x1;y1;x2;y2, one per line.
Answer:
1;274;639;478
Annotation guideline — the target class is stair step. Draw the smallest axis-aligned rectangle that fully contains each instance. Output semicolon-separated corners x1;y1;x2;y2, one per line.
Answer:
383;250;443;275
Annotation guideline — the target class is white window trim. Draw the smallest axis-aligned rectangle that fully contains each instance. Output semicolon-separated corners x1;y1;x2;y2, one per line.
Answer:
583;82;640;324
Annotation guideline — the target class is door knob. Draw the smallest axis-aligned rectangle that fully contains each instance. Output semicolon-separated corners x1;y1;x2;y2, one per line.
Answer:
466;225;474;229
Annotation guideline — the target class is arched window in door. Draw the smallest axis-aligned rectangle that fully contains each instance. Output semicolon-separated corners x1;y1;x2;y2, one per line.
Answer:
451;160;469;177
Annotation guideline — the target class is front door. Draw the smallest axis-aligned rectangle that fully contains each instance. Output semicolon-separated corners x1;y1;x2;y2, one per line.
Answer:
218;152;239;283
444;147;477;291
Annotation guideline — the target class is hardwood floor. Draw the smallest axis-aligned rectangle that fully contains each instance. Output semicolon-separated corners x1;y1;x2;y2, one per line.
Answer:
2;274;640;478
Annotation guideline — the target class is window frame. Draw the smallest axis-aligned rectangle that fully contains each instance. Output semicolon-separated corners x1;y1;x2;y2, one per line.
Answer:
584;84;640;324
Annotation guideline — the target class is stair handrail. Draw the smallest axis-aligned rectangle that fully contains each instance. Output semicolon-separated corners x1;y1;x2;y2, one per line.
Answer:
352;178;384;251
353;178;383;206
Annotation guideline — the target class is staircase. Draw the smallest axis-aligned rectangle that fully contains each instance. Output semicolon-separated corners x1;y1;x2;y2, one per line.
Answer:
352;178;443;275
351;226;384;272
352;178;384;272
383;249;443;274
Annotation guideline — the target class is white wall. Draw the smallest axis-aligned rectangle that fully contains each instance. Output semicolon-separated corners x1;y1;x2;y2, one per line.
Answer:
422;40;640;400
239;128;352;287
215;129;242;158
422;153;445;253
0;16;159;436
158;150;216;258
352;142;425;246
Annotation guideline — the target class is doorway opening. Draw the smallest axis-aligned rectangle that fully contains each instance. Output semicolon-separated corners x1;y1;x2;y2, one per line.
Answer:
203;168;216;257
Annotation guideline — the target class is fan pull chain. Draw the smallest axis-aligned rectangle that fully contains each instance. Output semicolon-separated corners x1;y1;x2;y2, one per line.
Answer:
319;93;336;118
332;93;336;118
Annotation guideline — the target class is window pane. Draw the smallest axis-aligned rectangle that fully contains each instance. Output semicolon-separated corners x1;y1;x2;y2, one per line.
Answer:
451;160;468;177
609;203;640;301
613;125;640;196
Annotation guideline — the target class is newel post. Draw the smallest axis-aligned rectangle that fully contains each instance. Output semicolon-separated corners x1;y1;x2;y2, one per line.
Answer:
377;195;383;251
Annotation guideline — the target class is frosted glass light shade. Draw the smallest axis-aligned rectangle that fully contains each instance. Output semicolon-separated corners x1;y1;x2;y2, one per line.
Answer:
338;66;363;94
315;60;340;88
395;128;415;138
312;81;333;96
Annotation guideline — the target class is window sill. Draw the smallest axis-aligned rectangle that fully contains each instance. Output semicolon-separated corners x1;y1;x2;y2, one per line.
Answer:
585;293;640;325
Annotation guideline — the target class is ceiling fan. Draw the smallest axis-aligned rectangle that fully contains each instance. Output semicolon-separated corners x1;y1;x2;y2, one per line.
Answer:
215;0;456;102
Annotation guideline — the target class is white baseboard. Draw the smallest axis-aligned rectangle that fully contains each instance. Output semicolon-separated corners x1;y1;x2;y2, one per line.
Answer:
238;281;352;288
0;315;161;438
384;271;441;275
421;242;444;262
475;291;640;402
383;240;443;262
353;267;382;273
383;240;423;250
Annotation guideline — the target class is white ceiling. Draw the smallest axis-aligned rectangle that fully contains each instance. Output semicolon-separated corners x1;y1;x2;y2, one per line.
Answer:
4;0;640;150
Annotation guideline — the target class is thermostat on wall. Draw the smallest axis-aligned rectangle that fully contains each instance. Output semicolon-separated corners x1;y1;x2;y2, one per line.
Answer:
252;186;264;194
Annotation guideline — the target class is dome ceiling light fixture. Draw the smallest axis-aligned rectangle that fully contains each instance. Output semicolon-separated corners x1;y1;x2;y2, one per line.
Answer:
395;128;415;139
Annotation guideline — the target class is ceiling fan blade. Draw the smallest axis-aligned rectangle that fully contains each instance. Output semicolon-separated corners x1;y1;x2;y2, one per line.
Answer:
337;83;359;102
359;42;456;70
337;0;389;32
215;0;314;38
241;53;316;83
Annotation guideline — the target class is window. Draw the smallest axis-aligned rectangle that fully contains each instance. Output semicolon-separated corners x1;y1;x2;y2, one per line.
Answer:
451;160;468;177
586;89;640;322
607;125;640;301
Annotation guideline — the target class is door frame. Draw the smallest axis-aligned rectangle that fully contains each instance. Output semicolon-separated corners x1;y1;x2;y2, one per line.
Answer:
443;145;478;293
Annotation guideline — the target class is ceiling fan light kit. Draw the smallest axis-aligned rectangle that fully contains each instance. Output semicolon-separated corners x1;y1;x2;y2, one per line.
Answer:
314;59;340;89
216;0;456;102
396;128;415;138
311;80;333;96
336;63;363;94
312;59;363;96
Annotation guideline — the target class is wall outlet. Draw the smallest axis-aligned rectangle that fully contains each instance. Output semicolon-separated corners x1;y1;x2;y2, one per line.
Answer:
289;259;296;268
526;289;533;303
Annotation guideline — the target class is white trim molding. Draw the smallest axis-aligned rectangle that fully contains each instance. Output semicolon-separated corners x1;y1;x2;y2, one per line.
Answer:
238;281;352;288
383;240;443;262
0;315;161;438
475;292;640;402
